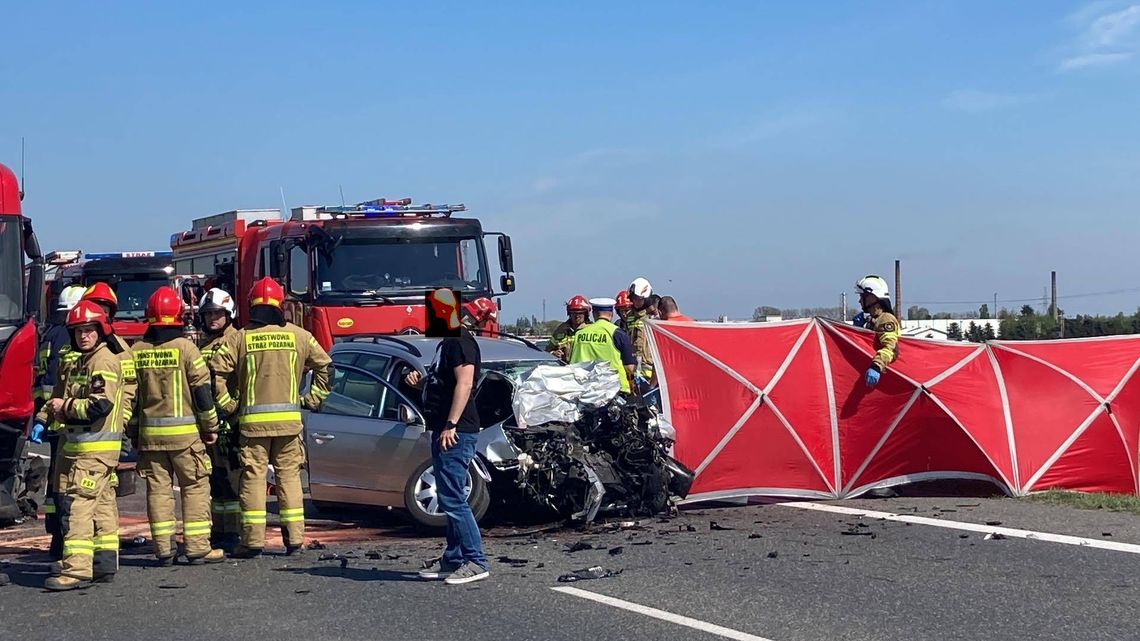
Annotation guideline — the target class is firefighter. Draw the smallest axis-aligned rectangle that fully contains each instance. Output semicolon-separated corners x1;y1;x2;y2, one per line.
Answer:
546;295;590;362
854;274;900;389
31;285;87;560
81;283;138;450
208;278;331;558
625;278;656;390
570;298;637;394
197;288;242;552
40;301;125;591
615;290;634;330
132;288;225;565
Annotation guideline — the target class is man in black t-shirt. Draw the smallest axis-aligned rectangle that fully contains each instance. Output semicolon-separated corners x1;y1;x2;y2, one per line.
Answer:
405;288;489;585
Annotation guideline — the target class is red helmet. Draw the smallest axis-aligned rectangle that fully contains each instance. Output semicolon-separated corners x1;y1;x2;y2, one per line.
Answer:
146;287;184;327
82;282;119;311
429;288;461;330
469;297;498;322
67;300;112;336
566;295;590;314
249;277;284;308
615;290;633;311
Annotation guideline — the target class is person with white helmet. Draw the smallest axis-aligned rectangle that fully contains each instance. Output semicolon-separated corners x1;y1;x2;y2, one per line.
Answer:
195;288;243;552
625;278;656;391
31;284;88;561
854;274;901;389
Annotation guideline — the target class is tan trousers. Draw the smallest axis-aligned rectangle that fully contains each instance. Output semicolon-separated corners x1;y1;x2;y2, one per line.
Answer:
209;433;243;542
238;434;305;549
138;442;213;559
57;457;119;580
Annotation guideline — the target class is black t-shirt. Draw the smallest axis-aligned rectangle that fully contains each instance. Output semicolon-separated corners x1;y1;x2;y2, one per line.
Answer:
422;330;482;433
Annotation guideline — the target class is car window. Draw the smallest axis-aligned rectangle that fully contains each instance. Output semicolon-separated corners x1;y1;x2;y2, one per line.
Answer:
354;353;392;378
321;366;383;418
331;351;359;367
388;358;423;404
483;359;552;383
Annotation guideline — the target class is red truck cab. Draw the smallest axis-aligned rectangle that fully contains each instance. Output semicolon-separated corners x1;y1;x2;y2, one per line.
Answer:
171;199;516;349
0;161;44;522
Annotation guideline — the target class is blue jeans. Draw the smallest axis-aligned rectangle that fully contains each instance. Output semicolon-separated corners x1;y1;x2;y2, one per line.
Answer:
431;431;487;570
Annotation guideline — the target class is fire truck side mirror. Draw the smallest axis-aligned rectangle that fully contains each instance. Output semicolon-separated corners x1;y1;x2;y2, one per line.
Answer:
497;235;514;274
500;275;516;293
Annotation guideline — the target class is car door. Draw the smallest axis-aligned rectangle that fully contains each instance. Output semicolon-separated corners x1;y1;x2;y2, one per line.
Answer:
305;363;431;506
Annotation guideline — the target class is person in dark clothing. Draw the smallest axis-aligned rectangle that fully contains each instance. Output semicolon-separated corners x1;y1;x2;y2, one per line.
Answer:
406;288;489;585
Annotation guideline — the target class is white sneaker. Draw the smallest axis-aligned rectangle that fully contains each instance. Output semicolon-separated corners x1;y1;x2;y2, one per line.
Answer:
418;558;460;580
444;562;489;585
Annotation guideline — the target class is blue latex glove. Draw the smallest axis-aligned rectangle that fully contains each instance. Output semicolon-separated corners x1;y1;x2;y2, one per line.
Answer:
852;312;866;327
30;422;45;444
864;368;881;389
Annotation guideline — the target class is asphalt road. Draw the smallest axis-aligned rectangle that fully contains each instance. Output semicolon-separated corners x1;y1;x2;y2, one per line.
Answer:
2;496;1139;641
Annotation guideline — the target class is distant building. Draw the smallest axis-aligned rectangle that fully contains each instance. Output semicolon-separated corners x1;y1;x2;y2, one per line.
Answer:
900;318;1001;342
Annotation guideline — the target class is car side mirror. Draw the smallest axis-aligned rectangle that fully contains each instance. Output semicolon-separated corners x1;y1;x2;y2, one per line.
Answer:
399;404;423;427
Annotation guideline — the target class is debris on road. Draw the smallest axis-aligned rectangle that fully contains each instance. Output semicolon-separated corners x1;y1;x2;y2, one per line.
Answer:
710;521;734;531
158;583;188;589
608;546;624;556
985;521;1003;526
565;541;595;553
984;533;1006;541
748;533;763;539
767;551;779;559
308;540;327;550
557;566;624;583
497;555;530;567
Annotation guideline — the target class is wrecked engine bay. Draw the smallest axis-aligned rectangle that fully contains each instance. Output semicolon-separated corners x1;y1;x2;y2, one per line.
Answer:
478;363;694;523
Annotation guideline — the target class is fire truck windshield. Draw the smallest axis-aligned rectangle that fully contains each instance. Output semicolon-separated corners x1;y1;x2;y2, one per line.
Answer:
315;237;490;299
0;220;23;324
87;276;169;320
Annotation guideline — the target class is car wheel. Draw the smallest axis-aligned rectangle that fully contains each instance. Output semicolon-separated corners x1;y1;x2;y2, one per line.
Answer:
403;459;489;530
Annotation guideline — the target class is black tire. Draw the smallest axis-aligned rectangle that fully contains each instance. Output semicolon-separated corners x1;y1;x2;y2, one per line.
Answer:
403;458;490;531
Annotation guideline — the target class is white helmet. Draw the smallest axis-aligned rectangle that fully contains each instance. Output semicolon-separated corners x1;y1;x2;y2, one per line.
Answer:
57;285;86;312
628;277;653;299
199;288;235;317
855;274;890;301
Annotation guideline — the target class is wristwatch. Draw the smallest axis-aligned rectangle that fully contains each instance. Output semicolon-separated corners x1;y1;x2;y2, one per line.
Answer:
444;420;457;430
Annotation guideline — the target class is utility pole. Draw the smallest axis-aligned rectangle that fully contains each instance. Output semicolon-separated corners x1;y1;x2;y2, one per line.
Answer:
1052;271;1062;338
894;260;902;316
542;299;546;324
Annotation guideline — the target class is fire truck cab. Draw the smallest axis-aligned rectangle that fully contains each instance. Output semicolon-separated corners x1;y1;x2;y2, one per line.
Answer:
0;161;44;523
171;199;516;349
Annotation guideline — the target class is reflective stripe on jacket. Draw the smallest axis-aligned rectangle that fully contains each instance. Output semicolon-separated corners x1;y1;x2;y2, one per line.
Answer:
56;342;125;465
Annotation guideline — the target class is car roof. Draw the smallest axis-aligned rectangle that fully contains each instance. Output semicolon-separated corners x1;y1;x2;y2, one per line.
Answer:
331;334;558;367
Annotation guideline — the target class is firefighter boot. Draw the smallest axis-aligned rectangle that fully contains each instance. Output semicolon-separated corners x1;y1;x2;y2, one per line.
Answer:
188;548;226;565
230;545;262;559
45;575;91;592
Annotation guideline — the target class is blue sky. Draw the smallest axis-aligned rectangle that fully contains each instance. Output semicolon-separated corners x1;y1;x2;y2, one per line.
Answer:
3;1;1140;320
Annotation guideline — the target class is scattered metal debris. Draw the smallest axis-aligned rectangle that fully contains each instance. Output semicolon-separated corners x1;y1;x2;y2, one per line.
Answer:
308;540;327;550
557;566;623;583
497;555;530;567
748;533;763;539
608;547;624;556
984;533;1006;541
767;551;778;559
710;521;734;531
565;541;595;553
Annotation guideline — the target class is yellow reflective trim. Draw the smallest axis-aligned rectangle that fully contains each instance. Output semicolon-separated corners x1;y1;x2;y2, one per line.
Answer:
151;521;176;536
93;534;119;550
73;399;88;420
217;392;233;406
192;357;206;370
238;411;302;425
92;370;118;381
43;504;56;515
289;351;298;405
62;441;122;453
141;424;199;437
279;508;304;516
245;354;256;407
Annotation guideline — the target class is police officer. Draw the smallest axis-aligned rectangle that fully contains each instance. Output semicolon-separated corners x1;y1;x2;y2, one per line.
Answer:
625;278;656;389
569;298;637;394
546;295;590;362
853;274;901;389
81;283;138;452
132;288;225;565
197;288;242;552
32;285;86;560
209;278;331;558
41;301;125;591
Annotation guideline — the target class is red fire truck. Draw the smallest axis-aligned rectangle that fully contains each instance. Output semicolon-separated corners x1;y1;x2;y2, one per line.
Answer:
170;199;516;348
0;161;44;523
39;250;174;344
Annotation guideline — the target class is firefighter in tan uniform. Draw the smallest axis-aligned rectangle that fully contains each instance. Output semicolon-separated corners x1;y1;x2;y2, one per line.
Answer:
854;274;901;389
209;278;331;557
197;288;243;552
625;277;656;390
546;295;590;362
82;283;139;454
132;288;225;565
39;301;125;591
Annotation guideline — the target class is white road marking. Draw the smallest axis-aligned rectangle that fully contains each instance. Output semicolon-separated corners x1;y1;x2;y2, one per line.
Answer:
783;501;1140;555
552;586;777;641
